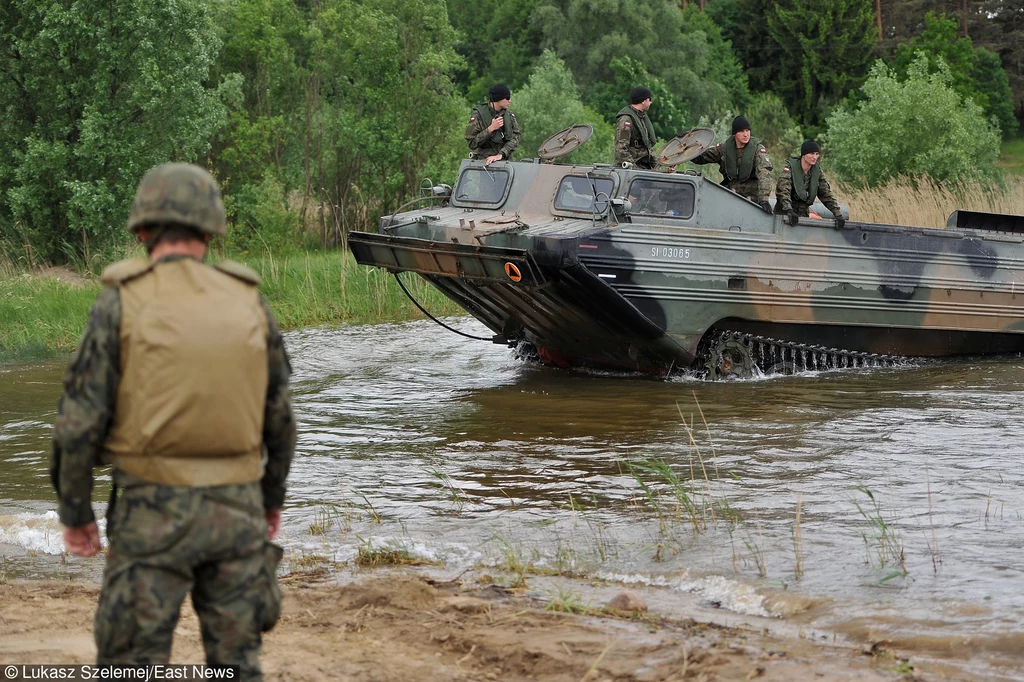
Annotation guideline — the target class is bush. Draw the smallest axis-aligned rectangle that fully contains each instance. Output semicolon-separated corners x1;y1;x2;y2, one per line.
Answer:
512;51;614;165
225;175;303;254
826;53;1001;187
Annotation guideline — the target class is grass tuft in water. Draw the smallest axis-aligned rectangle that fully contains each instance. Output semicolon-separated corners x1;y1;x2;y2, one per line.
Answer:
354;536;432;567
853;485;907;578
427;467;466;511
543;587;599;615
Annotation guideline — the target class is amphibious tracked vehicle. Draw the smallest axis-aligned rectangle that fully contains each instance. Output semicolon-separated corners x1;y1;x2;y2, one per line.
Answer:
349;126;1024;379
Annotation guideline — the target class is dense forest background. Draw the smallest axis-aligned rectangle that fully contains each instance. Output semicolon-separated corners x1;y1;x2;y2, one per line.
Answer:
0;0;1022;267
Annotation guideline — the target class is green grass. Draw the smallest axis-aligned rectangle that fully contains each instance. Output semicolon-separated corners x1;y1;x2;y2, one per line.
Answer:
0;248;465;363
999;136;1024;177
0;273;104;360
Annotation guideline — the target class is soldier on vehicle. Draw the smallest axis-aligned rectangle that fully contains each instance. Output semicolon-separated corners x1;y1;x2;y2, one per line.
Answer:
51;163;297;678
691;115;773;212
776;140;845;227
614;86;657;170
466;83;521;165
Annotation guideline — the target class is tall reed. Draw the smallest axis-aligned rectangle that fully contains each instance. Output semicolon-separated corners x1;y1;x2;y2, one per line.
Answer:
838;176;1024;229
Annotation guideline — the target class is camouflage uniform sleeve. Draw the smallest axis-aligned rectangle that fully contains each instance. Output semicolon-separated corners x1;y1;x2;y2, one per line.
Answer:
613;117;631;166
465;111;491;152
691;143;722;166
50;287;121;528
499;111;521;160
817;171;843;217
755;144;774;203
259;297;296;511
776;161;794;213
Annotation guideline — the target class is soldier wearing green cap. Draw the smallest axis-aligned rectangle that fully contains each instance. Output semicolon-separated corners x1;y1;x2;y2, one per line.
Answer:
50;163;297;678
466;83;521;165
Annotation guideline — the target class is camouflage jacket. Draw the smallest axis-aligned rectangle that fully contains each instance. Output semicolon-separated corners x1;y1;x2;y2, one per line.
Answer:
49;256;297;528
465;103;521;160
613;106;657;169
775;156;842;217
692;138;773;203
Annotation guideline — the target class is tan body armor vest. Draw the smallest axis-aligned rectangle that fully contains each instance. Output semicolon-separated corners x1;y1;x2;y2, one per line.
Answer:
102;257;269;486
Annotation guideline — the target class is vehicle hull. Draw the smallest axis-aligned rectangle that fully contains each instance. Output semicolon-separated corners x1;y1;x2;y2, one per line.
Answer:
349;160;1024;374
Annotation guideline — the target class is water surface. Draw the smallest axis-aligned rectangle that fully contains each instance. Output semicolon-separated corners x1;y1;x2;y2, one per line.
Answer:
2;319;1022;680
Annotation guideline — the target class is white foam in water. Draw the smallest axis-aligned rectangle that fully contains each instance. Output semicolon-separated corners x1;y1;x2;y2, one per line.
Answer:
598;571;771;618
677;575;770;617
0;511;68;555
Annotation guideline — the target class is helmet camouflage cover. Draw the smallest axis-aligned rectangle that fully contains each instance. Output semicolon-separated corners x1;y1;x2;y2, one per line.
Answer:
127;163;226;235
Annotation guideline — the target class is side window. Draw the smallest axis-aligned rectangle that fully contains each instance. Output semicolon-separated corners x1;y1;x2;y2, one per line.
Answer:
554;176;615;212
626;179;695;219
453;168;511;206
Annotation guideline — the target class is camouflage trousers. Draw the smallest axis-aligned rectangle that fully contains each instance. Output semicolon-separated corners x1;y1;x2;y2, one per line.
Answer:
774;198;817;217
722;178;760;203
96;480;283;680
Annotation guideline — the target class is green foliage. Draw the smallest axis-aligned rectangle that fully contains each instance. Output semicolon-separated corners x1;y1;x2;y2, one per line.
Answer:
302;0;467;232
719;0;779;94
511;51;613;164
892;13;1017;138
970;49;1018;139
225;175;303;254
744;92;804;161
211;0;306;198
590;57;690;142
446;0;544;102
826;54;1002;187
766;0;878;131
534;0;749;128
0;0;227;266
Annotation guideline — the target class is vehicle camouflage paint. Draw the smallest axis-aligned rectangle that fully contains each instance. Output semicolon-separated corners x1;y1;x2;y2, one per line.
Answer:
349;130;1024;379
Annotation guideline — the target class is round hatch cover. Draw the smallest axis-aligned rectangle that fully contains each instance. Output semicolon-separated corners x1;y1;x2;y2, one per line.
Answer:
537;124;594;160
657;127;716;167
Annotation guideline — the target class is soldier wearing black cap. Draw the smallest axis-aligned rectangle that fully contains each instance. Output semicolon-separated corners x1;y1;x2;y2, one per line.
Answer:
776;140;845;227
614;86;657;169
465;83;522;165
691;115;774;211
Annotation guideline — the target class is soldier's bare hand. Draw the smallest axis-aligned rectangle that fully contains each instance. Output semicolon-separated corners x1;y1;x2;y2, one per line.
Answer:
484;154;503;165
265;508;282;540
63;522;101;557
487;116;504;132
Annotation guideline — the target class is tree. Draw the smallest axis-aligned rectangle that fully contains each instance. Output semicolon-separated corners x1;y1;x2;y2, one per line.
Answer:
303;0;466;239
446;0;544;103
533;0;749;127
744;92;804;161
826;53;1001;187
0;0;226;263
970;47;1018;137
208;0;307;238
766;0;878;132
511;50;613;164
892;12;1017;137
709;0;781;94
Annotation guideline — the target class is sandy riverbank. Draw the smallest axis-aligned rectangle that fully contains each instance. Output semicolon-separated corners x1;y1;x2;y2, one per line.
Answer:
0;570;933;682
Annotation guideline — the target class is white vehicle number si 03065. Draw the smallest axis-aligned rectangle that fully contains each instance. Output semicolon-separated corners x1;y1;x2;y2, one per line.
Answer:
651;246;691;259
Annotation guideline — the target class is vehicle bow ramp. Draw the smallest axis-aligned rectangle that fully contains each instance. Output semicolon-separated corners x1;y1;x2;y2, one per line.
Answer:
348;231;691;373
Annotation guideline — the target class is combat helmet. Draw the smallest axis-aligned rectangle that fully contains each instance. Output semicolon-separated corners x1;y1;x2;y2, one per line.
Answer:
127;163;226;236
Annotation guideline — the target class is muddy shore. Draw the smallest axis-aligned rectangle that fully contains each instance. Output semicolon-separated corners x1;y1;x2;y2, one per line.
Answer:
0;570;937;682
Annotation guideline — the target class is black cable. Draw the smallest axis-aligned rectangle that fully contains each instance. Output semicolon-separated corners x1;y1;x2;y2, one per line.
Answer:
393;271;494;341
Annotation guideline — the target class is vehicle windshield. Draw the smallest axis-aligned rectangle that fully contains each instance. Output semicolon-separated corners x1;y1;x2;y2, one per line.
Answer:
453;167;510;205
553;175;615;212
627;179;695;218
